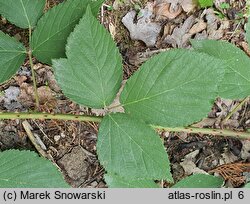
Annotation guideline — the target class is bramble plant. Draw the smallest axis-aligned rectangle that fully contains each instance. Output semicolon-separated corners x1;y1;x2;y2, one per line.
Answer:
0;0;250;188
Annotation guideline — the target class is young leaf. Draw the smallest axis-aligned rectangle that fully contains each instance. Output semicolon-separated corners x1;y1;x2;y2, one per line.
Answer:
198;0;213;8
0;31;26;84
191;40;250;99
31;0;104;64
0;150;69;187
53;7;122;108
0;0;45;29
120;49;225;127
97;113;173;181
172;174;224;188
105;174;159;188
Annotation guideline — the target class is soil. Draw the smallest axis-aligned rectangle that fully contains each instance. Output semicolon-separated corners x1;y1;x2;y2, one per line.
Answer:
0;0;250;188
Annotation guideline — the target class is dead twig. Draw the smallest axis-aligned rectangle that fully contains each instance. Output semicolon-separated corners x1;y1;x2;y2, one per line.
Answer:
22;120;52;160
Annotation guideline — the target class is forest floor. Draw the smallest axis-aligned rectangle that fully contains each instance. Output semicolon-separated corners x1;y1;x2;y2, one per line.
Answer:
0;0;250;188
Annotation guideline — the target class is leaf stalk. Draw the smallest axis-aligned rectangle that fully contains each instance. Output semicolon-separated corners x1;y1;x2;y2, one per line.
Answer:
152;125;250;139
0;112;250;139
28;26;39;110
0;112;102;123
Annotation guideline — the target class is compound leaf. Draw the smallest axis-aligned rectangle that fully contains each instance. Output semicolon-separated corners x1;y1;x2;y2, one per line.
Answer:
172;174;224;188
105;174;159;188
0;31;26;84
0;150;69;187
192;39;250;99
97;113;173;181
120;49;225;127
0;0;45;29
32;0;104;64
53;7;122;108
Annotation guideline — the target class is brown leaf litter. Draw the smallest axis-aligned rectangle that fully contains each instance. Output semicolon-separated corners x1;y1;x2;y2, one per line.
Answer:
210;162;250;187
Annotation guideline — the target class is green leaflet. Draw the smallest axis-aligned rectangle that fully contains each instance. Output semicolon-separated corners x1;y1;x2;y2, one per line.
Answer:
0;150;69;187
191;39;250;99
120;49;225;127
31;0;104;64
0;31;26;84
0;0;45;29
244;182;250;188
53;7;122;108
198;0;213;8
105;174;159;188
97;113;173;181
172;174;224;188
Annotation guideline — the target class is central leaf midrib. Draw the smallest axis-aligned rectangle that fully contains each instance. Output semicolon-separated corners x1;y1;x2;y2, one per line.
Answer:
33;19;78;51
122;77;196;107
67;61;103;104
78;18;106;106
20;0;31;28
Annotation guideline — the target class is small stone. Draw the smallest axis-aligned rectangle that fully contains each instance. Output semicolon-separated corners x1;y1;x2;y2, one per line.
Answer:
18;66;31;76
90;181;98;187
60;132;66;138
3;86;22;110
54;135;61;142
4;86;20;102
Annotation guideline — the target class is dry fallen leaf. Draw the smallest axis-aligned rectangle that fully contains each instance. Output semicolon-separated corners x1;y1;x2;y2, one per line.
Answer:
158;0;197;13
122;4;161;47
241;140;250;160
180;0;197;13
164;15;195;47
109;22;116;39
205;8;227;40
180;150;207;175
129;48;169;66
192;118;216;128
189;20;207;34
91;80;126;116
154;2;182;20
18;83;55;107
14;75;27;86
220;148;239;165
240;41;250;57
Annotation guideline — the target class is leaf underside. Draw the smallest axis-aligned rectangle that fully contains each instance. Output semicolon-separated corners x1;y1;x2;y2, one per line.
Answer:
0;0;45;29
53;7;122;108
97;113;173;181
0;31;26;84
0;150;69;187
104;174;159;188
31;0;104;64
120;49;225;127
192;39;250;99
172;174;224;188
